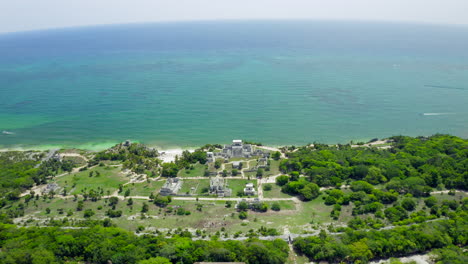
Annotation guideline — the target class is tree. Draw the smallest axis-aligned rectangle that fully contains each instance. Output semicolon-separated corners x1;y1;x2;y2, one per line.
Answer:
349;239;373;262
108;196;119;207
177;208;186;215
401;198;416;211
83;209;95;218
214;160;222;169
252;202;268;212
141;202;149;213
263;184;272;191
106;209;122;218
76;200;84;211
289;171;300;181
124;189;131;197
424;196;438;208
276;175;289;186
384;206;407;222
364;166;387;184
256;168;264;178
431;246;468;264
127;198;134;206
232;169;238;176
271;202;281;211
300;183;320;201
138;257;172;264
238;201;249;211
154;195;171;207
239;211;248;219
351;181;374;194
161;163;178;177
272;151;281;160
31;248;59;264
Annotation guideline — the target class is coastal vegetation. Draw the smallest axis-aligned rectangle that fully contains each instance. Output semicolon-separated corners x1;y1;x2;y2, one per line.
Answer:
0;134;467;263
0;224;289;264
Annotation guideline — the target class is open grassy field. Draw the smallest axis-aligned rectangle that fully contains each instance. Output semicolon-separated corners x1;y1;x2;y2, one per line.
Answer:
227;179;257;197
123;180;166;197
266;200;296;210
263;184;295;198
265;159;281;176
178;163;206;177
178;179;210;195
62;156;87;166
15;191;338;236
53;166;128;195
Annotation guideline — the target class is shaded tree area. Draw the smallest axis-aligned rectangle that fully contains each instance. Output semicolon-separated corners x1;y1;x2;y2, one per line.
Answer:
91;143;160;174
0;152;39;202
162;149;207;177
279;135;468;191
0;224;288;264
0;151;75;202
294;210;467;263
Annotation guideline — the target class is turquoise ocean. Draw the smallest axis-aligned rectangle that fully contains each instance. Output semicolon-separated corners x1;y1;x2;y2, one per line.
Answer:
1;21;468;150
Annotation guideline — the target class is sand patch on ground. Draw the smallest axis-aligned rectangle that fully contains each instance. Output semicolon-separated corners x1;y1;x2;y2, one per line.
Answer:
159;148;194;163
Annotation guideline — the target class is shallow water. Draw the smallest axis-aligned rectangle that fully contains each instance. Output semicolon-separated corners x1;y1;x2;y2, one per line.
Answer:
1;21;468;149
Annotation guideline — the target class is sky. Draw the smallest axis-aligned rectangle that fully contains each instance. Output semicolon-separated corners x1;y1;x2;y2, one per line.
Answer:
1;0;468;33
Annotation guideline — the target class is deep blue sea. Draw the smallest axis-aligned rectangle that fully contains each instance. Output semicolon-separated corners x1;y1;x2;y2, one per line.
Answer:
1;20;468;150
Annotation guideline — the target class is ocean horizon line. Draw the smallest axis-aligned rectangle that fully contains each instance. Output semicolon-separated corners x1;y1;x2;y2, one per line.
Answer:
2;18;468;36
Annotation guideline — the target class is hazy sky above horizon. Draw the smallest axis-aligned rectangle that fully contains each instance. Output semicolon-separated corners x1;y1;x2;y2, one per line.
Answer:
1;0;468;33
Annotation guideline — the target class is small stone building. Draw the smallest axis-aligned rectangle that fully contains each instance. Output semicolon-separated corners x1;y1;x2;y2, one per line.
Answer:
232;161;241;169
210;176;232;197
160;178;182;196
257;157;268;168
206;152;215;163
219;140;253;158
244;183;256;196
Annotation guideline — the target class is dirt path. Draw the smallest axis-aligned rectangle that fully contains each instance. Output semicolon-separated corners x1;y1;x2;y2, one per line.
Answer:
60;153;89;162
257;178;263;199
257;146;286;158
430;189;468;195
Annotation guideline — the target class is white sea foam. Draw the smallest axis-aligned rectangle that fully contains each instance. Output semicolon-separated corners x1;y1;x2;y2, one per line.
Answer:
422;113;453;116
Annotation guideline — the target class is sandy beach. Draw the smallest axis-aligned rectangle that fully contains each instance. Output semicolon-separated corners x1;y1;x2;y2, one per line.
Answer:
158;148;195;163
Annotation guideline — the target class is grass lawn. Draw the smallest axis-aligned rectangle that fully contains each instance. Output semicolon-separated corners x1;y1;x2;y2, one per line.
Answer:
244;171;258;179
267;200;296;210
179;179;210;195
16;192;337;236
265;159;281;176
227;179;257;197
53;166;128;195
62;156;87;166
263;184;294;198
433;192;467;202
286;195;333;233
223;163;233;171
247;160;258;169
123;180;166;197
177;163;206;177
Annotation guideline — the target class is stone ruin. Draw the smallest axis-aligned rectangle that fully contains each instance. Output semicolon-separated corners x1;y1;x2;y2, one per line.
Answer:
210;140;268;161
257;157;268;168
206;152;215;163
159;178;182;196
244;182;257;196
210;176;232;197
